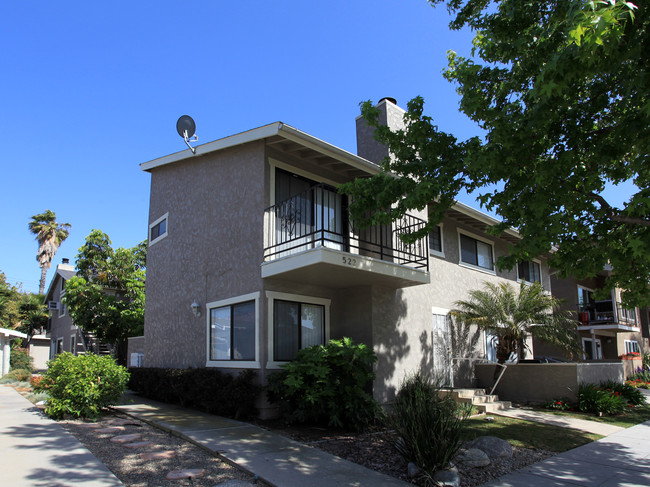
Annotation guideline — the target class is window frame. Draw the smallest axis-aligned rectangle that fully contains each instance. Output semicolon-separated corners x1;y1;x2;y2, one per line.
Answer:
457;230;495;274
205;292;260;369
70;334;76;354
517;259;542;285
429;224;445;258
148;212;169;247
266;291;330;369
624;340;640;355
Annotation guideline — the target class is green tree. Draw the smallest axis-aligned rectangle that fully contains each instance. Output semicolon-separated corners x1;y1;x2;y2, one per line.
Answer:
16;293;48;340
0;272;21;329
452;281;581;363
28;210;71;294
342;0;649;307
63;230;146;364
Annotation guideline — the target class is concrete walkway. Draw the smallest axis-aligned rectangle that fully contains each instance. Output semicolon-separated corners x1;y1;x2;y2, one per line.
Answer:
114;393;410;486
494;408;624;436
0;385;123;487
479;420;650;486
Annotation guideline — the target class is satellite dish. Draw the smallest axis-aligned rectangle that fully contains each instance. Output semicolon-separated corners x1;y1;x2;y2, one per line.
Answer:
176;115;198;154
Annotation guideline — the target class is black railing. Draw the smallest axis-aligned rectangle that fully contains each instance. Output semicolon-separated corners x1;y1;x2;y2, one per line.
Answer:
577;301;638;326
263;184;429;270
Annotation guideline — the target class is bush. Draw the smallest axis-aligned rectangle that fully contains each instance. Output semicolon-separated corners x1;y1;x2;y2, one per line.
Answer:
0;368;31;383
267;337;380;430
41;352;130;419
577;383;627;415
388;371;470;481
128;368;260;419
10;347;33;372
543;398;575;411
599;380;645;406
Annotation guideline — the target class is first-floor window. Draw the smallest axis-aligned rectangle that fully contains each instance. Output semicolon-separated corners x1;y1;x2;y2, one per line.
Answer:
56;338;63;355
625;340;640;355
69;334;76;354
210;300;255;361
274;300;324;361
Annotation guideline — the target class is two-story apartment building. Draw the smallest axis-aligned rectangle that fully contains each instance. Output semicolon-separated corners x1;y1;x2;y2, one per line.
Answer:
140;99;551;414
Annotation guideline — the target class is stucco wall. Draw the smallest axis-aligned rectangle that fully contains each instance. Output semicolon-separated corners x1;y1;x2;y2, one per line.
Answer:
144;141;266;368
476;362;624;403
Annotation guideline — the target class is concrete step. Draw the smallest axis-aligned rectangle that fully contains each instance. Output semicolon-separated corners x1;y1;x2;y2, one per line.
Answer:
439;388;487;400
475;401;512;413
457;394;499;405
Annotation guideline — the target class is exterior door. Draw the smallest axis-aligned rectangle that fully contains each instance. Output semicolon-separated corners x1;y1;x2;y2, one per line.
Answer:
432;313;452;386
582;337;602;360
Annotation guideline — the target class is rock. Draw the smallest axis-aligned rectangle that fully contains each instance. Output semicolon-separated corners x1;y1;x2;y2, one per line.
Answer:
166;469;205;480
123;441;155;449
407;462;421;478
139;450;176;460
455;448;491;468
485;416;495;422
110;433;142;443
433;469;460;487
96;426;125;434
467;436;513;459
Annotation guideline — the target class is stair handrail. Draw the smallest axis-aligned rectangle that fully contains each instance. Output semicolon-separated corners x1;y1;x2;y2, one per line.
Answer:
478;358;508;396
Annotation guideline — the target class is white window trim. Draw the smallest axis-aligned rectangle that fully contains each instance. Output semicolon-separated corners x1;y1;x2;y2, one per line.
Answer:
55;337;63;356
148;212;169;247
70;334;76;354
457;229;496;275
429;224;445;258
205;292;260;369
266;291;331;369
517;258;543;286
59;293;66;318
624;340;640;355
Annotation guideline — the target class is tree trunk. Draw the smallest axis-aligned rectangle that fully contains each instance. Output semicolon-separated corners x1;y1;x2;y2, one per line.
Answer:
39;266;48;295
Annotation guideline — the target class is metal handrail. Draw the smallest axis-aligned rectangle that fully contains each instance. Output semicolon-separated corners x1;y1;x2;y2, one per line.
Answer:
450;356;508;395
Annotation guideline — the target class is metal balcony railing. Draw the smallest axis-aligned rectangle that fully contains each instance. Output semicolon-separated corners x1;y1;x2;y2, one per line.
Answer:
577;300;638;326
263;184;429;270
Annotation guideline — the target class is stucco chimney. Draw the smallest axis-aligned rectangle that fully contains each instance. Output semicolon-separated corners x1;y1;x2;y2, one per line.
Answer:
355;97;406;164
62;258;69;264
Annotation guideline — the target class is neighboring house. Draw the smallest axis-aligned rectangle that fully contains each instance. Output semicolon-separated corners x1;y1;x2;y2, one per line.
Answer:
43;259;109;358
534;271;650;367
140;99;551;416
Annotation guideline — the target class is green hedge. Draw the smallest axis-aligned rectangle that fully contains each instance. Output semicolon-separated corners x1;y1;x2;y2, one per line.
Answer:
128;368;259;419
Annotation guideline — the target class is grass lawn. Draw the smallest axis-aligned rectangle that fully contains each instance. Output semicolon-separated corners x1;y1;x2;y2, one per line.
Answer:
461;415;601;452
527;404;650;429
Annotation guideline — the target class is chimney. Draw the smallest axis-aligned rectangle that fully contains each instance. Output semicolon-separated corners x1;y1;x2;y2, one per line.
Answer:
356;97;406;164
62;258;69;264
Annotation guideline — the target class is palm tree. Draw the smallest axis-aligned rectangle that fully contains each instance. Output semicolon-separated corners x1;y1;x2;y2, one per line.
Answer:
452;281;581;364
28;210;71;294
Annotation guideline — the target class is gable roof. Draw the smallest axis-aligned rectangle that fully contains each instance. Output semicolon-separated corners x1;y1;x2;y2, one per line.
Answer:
43;265;76;303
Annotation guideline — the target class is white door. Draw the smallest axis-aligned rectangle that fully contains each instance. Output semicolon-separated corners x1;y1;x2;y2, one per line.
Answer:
432;313;452;386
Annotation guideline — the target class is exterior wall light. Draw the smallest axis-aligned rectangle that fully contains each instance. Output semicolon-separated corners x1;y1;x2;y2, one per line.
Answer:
191;301;201;318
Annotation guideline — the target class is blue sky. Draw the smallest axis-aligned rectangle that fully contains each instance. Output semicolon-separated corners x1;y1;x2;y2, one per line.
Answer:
0;1;636;294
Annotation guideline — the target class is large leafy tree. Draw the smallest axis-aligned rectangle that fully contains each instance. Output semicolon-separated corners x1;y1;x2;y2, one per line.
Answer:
63;230;146;363
0;272;21;329
452;282;581;363
28;210;71;294
342;0;649;306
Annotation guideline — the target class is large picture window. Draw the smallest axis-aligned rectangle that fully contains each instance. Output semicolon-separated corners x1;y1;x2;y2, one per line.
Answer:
518;261;541;284
273;300;325;361
459;233;493;270
209;300;255;361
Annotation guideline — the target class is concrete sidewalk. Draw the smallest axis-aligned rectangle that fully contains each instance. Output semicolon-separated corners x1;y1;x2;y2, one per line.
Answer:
0;385;123;487
494;408;624;436
114;393;410;486
479;420;650;486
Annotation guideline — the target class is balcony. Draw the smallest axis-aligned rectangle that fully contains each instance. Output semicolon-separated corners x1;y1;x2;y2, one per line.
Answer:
262;184;430;288
577;300;639;331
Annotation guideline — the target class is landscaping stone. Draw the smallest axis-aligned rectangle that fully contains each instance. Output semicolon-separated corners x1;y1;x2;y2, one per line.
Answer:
467;436;513;459
122;441;155;449
433;469;460;487
103;418;132;426
96;426;125;434
78;422;102;429
166;469;206;480
139;450;176;460
407;462;421;478
110;433;142;443
455;448;491;468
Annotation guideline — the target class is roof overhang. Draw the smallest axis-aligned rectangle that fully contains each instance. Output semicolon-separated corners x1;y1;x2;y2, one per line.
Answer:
0;328;27;340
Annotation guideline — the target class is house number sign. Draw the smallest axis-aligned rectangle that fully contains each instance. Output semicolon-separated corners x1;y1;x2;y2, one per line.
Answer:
342;257;358;266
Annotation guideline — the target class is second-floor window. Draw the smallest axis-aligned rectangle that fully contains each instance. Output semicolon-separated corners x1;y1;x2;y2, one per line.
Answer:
459;233;493;270
430;225;443;255
149;212;169;246
518;261;541;284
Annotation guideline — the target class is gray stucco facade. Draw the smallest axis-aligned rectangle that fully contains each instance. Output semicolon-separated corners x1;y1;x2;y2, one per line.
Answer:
141;105;556;415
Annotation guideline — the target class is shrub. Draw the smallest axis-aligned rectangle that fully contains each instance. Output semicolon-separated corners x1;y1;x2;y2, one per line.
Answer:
10;347;33;372
388;371;470;481
128;368;260;419
599;380;645;406
543;398;575;411
577;383;627;415
30;375;45;391
629;370;650;383
41;352;130;419
267;337;380;430
0;368;31;383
